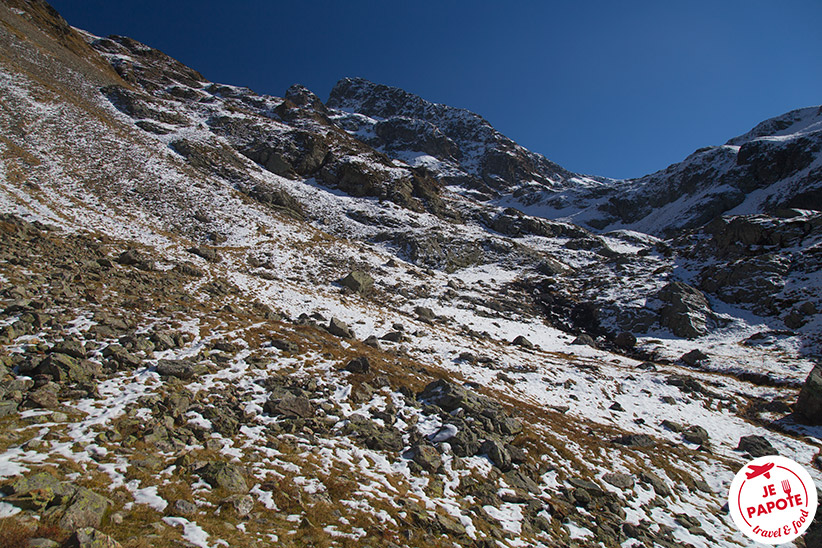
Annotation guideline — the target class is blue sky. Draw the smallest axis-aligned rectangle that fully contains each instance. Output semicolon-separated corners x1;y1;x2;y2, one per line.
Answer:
51;0;821;179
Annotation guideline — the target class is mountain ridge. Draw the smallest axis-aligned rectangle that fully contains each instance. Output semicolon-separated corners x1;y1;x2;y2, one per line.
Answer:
323;76;821;236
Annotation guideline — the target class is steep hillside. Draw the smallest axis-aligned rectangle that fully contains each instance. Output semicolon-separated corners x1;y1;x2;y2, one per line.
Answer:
0;2;820;548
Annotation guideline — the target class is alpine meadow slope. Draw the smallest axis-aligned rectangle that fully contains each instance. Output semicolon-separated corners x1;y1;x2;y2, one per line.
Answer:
0;1;821;548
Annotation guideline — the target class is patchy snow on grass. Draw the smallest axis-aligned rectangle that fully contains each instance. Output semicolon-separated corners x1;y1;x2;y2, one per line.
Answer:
128;481;168;512
163;517;211;548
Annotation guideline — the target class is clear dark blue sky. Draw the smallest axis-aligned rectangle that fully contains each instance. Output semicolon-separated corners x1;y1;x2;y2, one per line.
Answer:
51;0;821;179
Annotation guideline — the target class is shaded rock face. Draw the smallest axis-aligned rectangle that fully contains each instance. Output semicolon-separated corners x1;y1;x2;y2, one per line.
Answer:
101;85;189;127
657;282;711;339
392;231;484;273
330;79;822;238
284;83;328;113
245;183;305;219
327;77;577;194
693;211;822;316
796;363;822;425
600;111;822;235
208;116;329;179
93;34;206;91
700;254;789;312
735;133;820;189
169;138;248;181
374;117;461;161
705;214;821;256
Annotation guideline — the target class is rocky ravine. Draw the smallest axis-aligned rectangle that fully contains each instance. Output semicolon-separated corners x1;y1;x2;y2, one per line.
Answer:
0;1;821;548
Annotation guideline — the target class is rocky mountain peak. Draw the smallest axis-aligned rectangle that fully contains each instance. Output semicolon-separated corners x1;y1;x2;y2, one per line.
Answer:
327;77;582;196
725;105;822;146
284;83;327;112
328;76;492;131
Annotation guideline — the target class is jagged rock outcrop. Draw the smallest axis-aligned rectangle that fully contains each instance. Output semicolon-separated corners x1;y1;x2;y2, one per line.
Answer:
327;77;587;195
657;282;712;339
594;107;822;235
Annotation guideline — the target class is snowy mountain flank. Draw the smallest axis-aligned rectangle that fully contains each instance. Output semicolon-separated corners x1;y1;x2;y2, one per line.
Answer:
0;1;821;548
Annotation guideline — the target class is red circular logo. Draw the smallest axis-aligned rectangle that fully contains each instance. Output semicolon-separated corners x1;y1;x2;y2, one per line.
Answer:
729;455;817;544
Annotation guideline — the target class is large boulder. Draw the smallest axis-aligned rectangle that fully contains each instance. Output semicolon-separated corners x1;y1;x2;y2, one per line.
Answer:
418;379;489;415
197;462;248;494
344;356;370;374
682;425;710;446
327;317;354;339
156;359;196;380
480;439;512;472
796;364;822;424
614;332;637;349
681;349;709;366
339;271;374;294
264;393;314;419
657;282;711;339
2;473;112;531
49;340;86;359
101;344;142;369
448;427;481;457
35;353;100;384
639;471;672;497
58;489;113;532
409;444;443;472
62;527;122;548
343;415;404;452
736;435;778;457
116;249;154;270
612;434;655;448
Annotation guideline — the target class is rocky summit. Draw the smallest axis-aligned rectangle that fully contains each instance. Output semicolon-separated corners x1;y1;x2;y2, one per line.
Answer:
0;1;821;547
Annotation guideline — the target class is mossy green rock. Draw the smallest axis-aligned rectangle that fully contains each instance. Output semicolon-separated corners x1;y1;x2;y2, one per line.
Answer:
199;462;248;493
339;271;374;294
62;527;122;548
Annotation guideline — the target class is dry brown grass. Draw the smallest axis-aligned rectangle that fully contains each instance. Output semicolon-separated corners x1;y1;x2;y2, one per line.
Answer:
0;518;67;548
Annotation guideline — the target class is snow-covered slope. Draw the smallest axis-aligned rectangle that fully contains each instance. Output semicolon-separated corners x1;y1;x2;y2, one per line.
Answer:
328;78;822;238
0;2;821;548
602;106;822;235
508;107;822;235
